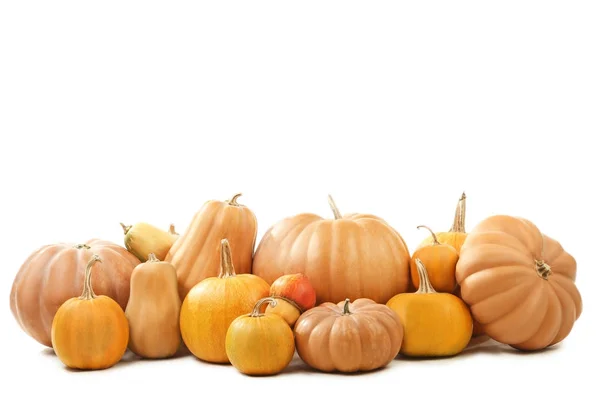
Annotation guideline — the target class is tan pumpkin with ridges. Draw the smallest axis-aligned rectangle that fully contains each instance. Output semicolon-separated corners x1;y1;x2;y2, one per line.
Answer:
252;195;411;305
166;193;257;300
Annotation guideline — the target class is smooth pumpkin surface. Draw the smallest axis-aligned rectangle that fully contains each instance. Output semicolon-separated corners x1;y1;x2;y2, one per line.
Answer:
387;259;473;357
125;254;181;359
226;297;295;376
294;298;404;373
410;225;459;293
121;222;179;262
418;192;467;253
180;239;269;363
252;195;411;304
455;215;583;351
167;193;257;300
10;239;138;347
51;255;129;370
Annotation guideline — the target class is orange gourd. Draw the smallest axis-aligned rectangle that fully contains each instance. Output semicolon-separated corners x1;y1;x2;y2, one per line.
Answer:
410;225;459;293
294;298;404;373
125;254;182;359
179;239;270;363
252;195;411;304
226;297;295;376
387;259;473;357
10;239;139;347
418;192;468;253
265;273;317;326
51;255;129;370
455;215;583;351
166;193;257;300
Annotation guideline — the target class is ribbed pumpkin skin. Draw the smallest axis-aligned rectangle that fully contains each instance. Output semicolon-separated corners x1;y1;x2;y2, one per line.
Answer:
456;215;583;350
252;212;410;305
166;195;257;300
10;239;139;347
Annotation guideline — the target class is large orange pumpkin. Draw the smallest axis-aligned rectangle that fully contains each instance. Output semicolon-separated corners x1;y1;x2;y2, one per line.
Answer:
252;195;410;304
456;215;583;351
166;193;257;300
10;240;139;347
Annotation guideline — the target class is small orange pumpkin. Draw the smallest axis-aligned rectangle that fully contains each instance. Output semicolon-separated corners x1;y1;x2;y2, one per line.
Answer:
51;255;129;370
418;192;468;253
410;225;459;293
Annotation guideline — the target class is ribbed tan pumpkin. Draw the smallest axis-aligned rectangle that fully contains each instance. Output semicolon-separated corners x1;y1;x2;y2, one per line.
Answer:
252;195;410;304
456;215;583;350
166;193;257;300
10;240;139;347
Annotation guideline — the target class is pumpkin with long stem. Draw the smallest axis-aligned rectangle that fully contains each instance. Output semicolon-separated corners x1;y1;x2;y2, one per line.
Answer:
387;258;473;357
179;238;269;363
51;255;129;370
418;192;468;253
226;297;295;376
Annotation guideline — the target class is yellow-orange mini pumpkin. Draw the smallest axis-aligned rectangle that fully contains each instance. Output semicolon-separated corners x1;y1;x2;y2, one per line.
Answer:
418;192;468;253
51;255;129;370
167;193;258;300
226;297;295;376
179;239;270;363
252;195;410;304
456;215;583;351
294;298;403;373
387;259;473;357
410;225;459;293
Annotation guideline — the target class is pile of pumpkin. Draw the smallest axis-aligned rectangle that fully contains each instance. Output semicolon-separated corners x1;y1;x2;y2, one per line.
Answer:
9;193;583;375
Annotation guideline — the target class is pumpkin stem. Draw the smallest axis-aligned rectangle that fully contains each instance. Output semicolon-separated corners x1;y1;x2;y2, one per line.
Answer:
227;193;243;206
328;194;342;219
168;224;177;235
80;254;102;300
414;258;437;294
535;260;552;280
147;253;159;262
250;297;278;317
449;192;466;233
417;225;440;245
120;223;132;235
342;298;352;315
219;239;236;278
73;243;91;250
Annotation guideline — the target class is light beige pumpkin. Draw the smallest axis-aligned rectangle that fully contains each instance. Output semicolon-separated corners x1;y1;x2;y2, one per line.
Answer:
10;239;138;347
125;254;181;359
455;215;583;351
166;193;257;300
252;195;411;304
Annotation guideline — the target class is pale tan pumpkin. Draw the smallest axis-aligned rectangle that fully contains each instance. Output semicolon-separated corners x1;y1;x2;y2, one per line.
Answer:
294;298;404;373
456;215;583;351
252;195;411;304
10;239;139;347
166;193;257;300
125;254;181;359
121;222;179;262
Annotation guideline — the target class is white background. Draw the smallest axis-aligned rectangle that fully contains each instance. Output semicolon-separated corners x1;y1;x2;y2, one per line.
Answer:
1;1;598;399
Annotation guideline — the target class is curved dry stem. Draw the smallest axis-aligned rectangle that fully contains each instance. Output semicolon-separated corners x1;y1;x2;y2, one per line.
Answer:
535;259;552;280
80;254;102;300
120;223;132;235
450;192;466;233
227;193;243;206
168;224;178;235
250;297;278;317
328;194;342;219
219;239;236;278
417;225;440;245
415;258;437;294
